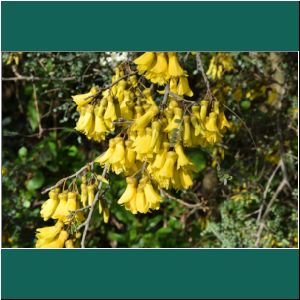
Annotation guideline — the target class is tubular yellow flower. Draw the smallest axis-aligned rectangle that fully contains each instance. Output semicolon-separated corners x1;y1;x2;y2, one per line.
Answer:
168;52;184;77
103;206;110;223
191;105;200;121
144;181;161;210
52;192;68;221
146;52;169;85
36;220;64;241
164;107;183;133
159;151;177;178
191;115;201;136
205;112;219;132
75;104;94;136
87;184;95;206
183;116;192;147
150;121;161;150
134;52;156;73
40;190;59;221
110;137;125;164
151;142;170;170
218;111;231;131
66;192;77;212
103;96;117;122
136;187;148;214
72;86;98;107
118;177;137;204
41;230;69;248
134;128;152;155
95;138;116;166
179;168;194;189
80;176;88;207
177;76;193;97
200;100;209;122
150;52;168;74
174;143;193;169
65;240;74;248
131;105;159;131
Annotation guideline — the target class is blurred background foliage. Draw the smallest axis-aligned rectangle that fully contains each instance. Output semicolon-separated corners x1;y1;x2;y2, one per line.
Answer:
1;52;298;248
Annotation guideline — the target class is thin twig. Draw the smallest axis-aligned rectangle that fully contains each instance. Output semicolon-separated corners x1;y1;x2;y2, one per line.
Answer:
160;189;207;210
32;83;43;138
2;74;95;82
41;162;93;194
78;166;108;248
160;83;170;108
169;91;195;104
223;103;257;149
196;53;213;103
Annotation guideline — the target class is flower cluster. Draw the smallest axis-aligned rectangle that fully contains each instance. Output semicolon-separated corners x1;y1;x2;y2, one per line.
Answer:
35;175;109;248
36;187;84;248
134;52;193;96
71;52;230;214
36;52;232;246
206;53;234;80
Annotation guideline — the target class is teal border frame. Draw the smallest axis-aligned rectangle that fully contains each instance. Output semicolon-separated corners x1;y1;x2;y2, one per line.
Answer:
1;249;299;299
1;1;299;299
1;1;299;51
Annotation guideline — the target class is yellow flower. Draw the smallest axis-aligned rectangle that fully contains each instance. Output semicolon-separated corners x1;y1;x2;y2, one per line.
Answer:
75;104;94;136
134;52;156;74
146;52;169;85
168;52;184;77
118;177;137;204
131;105;159;131
218;111;231;131
65;240;74;248
174;143;193;169
150;121;162;151
205;112;219;132
87;184;95;206
164;107;182;133
40;189;59;221
144;181;161;210
41;230;69;248
110;137;125;164
183;116;192;147
35;221;64;248
179;168;194;189
199;100;209;122
150;142;170;170
103;206;110;223
72;86;98;107
52;192;69;221
177;76;193;97
103;96;117;123
80;176;88;207
159;151;177;179
136;186;148;214
95;138;116;166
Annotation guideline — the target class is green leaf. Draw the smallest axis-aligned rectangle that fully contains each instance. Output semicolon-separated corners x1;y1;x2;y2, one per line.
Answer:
240;100;251;110
186;149;206;172
67;145;78;157
18;146;28;159
25;171;45;191
27;99;38;131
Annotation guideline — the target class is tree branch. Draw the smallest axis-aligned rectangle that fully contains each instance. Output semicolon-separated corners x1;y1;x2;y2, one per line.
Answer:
78;166;108;248
160;189;208;210
41;162;93;194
